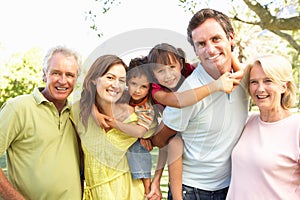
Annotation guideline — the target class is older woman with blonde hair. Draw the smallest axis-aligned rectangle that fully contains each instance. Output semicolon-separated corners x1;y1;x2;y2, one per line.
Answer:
227;54;300;200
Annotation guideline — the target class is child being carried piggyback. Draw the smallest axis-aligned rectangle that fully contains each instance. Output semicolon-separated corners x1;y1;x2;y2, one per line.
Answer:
146;43;243;200
93;43;243;199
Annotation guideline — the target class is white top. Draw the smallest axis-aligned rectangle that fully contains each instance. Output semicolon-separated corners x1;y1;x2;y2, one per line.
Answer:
227;113;300;200
163;64;249;190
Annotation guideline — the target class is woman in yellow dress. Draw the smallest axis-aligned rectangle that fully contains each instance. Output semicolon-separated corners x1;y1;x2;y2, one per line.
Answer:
72;55;144;200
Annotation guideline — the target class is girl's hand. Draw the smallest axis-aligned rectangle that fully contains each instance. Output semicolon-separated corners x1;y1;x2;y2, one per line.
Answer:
230;70;244;83
229;70;244;91
215;72;237;94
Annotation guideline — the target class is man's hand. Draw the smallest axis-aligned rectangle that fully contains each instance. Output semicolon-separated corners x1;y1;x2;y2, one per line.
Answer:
151;122;177;148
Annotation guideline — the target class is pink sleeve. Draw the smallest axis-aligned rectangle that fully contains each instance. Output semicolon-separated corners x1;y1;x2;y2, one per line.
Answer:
151;83;165;110
151;83;162;98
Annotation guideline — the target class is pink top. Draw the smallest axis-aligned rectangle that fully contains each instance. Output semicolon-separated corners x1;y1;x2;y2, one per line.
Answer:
151;63;195;107
227;113;300;200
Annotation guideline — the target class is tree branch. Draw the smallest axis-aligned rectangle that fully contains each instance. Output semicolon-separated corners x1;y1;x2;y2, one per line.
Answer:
270;30;300;52
243;0;300;30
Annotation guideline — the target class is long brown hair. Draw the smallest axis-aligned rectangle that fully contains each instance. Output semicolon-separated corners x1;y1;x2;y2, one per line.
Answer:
79;55;127;129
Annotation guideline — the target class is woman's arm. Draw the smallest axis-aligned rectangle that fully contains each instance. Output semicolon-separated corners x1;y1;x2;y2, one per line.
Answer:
107;119;147;138
93;103;149;138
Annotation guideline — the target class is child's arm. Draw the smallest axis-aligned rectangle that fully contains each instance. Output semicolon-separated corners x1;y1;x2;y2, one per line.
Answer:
93;103;151;138
92;104;112;128
229;53;244;91
230;53;244;82
153;72;238;108
109;105;156;138
107;119;147;138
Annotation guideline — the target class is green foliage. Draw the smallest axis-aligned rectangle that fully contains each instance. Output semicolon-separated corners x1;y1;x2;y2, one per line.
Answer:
0;154;7;177
0;48;44;107
178;0;198;14
84;0;121;38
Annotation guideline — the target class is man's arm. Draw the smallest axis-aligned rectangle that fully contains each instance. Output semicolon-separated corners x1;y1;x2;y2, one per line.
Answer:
150;121;177;148
0;169;25;200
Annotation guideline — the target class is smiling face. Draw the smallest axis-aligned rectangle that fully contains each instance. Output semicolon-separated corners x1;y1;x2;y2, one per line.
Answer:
249;63;286;112
191;18;234;78
42;52;78;104
152;57;182;90
128;74;150;104
95;64;126;104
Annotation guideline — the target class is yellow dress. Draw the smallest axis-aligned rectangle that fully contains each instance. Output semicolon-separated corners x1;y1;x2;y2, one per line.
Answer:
72;103;145;200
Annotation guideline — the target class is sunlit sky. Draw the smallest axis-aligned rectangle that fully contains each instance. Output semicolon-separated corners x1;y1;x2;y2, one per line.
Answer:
0;0;231;60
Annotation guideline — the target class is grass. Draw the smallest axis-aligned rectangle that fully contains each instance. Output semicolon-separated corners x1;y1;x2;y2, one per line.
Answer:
0;153;7;177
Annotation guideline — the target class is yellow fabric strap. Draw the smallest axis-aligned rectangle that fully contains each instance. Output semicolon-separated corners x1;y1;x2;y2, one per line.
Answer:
83;183;102;200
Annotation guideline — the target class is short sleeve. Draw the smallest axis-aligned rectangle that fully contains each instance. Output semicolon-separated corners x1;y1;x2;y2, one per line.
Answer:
0;101;21;156
134;102;155;130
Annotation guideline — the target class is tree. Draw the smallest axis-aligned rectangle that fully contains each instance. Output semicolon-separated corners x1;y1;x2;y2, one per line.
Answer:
232;0;300;52
85;0;299;52
177;0;300;52
0;48;44;107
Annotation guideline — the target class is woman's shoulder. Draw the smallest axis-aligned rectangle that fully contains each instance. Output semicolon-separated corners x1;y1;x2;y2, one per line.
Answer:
246;112;260;124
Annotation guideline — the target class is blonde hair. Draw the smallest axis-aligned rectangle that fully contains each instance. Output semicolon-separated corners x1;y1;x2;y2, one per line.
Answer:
244;54;296;109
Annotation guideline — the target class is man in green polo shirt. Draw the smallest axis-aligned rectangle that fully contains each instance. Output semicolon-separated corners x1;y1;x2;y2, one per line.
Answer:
0;46;82;200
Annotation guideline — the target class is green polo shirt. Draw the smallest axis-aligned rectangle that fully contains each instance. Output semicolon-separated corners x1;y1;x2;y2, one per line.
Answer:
0;88;82;200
